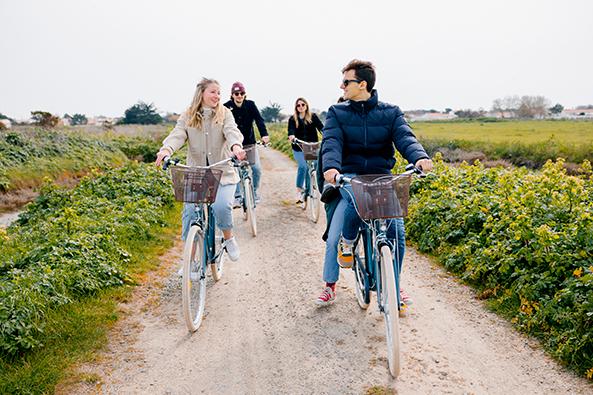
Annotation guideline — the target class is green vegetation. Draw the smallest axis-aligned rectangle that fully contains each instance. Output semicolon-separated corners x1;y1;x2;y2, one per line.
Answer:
406;155;593;379
0;129;128;194
411;120;593;167
0;163;179;392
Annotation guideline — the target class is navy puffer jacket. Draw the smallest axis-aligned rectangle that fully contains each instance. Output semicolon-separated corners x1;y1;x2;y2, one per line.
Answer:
321;90;428;175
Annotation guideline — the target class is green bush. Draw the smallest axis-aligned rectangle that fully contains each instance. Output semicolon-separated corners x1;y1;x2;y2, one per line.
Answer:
0;163;174;355
406;156;593;378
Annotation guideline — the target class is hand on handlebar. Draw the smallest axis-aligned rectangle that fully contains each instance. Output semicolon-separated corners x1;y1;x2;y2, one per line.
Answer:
261;136;270;145
232;144;246;161
288;135;295;142
155;149;171;167
324;168;340;185
415;158;433;172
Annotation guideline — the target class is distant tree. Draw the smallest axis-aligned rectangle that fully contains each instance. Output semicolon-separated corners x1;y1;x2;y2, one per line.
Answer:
516;95;550;118
549;104;564;115
428;109;437;113
444;108;452;114
260;102;283;123
492;95;521;118
64;113;88;125
31;111;59;128
0;113;14;122
454;109;484;119
121;101;163;124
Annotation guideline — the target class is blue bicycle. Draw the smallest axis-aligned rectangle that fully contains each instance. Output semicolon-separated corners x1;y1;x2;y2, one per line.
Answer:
336;164;424;377
164;156;237;332
293;138;321;223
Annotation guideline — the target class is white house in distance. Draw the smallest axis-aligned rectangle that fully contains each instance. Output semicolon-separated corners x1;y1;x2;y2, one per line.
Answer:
556;108;593;119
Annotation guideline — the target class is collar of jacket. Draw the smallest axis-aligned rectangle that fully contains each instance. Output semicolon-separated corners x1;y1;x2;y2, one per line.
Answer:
348;89;378;113
201;107;214;118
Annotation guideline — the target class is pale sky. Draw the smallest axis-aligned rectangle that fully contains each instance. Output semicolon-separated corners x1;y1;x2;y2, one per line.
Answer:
1;0;592;120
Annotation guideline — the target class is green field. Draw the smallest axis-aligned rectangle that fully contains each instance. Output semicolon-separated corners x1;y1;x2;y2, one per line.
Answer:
411;120;593;145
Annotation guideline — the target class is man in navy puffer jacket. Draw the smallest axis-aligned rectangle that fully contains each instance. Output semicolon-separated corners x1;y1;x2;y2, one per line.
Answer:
315;59;433;306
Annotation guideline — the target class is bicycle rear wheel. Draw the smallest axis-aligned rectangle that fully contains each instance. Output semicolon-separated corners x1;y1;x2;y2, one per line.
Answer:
244;178;257;237
353;240;370;309
210;228;225;281
379;245;400;377
182;225;207;332
307;170;320;223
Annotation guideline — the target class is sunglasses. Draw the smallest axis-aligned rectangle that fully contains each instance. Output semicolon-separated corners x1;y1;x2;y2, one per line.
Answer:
233;91;245;96
296;103;307;108
342;79;362;87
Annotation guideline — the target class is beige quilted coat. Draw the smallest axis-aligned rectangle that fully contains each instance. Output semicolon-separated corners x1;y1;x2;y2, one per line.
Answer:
161;107;243;184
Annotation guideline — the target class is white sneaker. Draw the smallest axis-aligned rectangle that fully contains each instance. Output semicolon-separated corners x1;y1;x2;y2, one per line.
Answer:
177;267;199;281
233;197;242;209
225;237;240;261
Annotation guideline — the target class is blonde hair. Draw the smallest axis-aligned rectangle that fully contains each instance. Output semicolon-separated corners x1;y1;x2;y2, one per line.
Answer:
292;97;312;128
186;78;225;129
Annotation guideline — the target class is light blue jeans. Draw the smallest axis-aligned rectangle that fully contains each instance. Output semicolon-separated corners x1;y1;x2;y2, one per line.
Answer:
235;149;262;198
182;183;236;240
293;149;310;190
322;198;406;284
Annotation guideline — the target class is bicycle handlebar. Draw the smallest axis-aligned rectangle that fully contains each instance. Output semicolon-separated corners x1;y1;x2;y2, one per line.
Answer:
335;164;426;185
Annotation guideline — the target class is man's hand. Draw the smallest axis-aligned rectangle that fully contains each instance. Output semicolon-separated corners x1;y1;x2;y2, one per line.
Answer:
155;148;171;167
232;144;246;161
261;136;270;145
415;158;434;172
324;169;340;185
288;135;295;142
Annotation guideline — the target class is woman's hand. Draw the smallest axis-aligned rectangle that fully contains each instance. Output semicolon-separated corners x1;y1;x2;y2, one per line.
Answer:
261;136;270;145
288;135;295;142
155;148;172;167
232;144;246;161
324;169;340;185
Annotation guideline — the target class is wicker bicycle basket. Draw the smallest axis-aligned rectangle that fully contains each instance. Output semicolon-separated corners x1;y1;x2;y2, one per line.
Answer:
300;141;320;160
243;144;258;165
350;174;412;220
170;166;223;204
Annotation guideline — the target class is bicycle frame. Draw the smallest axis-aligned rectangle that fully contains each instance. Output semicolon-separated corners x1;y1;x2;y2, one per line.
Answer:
189;204;225;270
237;164;256;211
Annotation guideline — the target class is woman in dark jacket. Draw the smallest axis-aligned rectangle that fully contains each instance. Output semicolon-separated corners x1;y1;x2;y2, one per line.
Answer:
287;97;324;203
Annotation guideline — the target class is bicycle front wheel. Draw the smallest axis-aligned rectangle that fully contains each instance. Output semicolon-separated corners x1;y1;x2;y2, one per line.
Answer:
307;170;320;223
379;245;400;377
353;241;370;309
182;225;207;332
244;178;257;237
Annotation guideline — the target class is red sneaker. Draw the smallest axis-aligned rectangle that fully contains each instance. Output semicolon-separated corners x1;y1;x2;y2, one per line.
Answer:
315;286;336;306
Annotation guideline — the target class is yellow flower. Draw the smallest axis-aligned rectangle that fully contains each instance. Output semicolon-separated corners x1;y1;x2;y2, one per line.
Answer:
0;228;8;241
586;367;593;379
573;267;583;278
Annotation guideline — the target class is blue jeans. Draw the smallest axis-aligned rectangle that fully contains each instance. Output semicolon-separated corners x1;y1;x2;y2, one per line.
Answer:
182;183;236;240
293;149;309;190
235;150;262;198
322;198;406;284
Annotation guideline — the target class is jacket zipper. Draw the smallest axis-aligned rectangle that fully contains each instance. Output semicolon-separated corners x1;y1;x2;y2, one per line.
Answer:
363;103;368;170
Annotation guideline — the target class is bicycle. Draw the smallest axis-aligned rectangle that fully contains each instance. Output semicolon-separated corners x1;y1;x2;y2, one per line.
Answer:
293;138;321;223
163;156;237;332
234;142;267;237
336;164;424;377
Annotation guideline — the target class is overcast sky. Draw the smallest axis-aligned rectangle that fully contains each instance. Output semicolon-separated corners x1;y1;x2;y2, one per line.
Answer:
1;0;592;120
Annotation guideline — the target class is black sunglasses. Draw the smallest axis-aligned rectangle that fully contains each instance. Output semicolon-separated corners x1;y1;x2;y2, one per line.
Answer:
343;79;362;87
296;103;307;108
233;91;245;96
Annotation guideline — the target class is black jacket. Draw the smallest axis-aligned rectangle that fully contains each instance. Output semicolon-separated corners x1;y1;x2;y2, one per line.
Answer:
223;99;268;145
287;113;324;152
321;90;428;175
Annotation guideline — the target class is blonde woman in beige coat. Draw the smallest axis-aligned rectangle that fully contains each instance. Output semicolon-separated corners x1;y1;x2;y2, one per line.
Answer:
155;78;246;261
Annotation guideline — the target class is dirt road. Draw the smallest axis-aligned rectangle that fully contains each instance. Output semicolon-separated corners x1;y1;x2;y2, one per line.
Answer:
68;148;592;394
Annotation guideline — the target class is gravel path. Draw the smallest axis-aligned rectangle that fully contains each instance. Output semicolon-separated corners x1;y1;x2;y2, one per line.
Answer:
64;148;592;395
0;210;20;228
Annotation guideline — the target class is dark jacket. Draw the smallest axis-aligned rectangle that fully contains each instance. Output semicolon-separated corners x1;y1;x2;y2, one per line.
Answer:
321;90;428;175
224;99;268;146
287;113;324;152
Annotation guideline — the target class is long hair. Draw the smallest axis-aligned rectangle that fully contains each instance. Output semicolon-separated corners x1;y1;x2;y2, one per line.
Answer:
186;78;225;129
292;97;312;128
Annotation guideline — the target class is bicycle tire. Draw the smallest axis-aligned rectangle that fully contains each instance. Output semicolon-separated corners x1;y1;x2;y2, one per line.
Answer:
182;225;207;332
353;241;370;309
210;228;225;281
379;245;401;377
307;170;320;223
244;178;257;237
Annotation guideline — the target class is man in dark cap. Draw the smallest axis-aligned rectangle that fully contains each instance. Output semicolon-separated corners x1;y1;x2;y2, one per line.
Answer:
224;81;269;206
